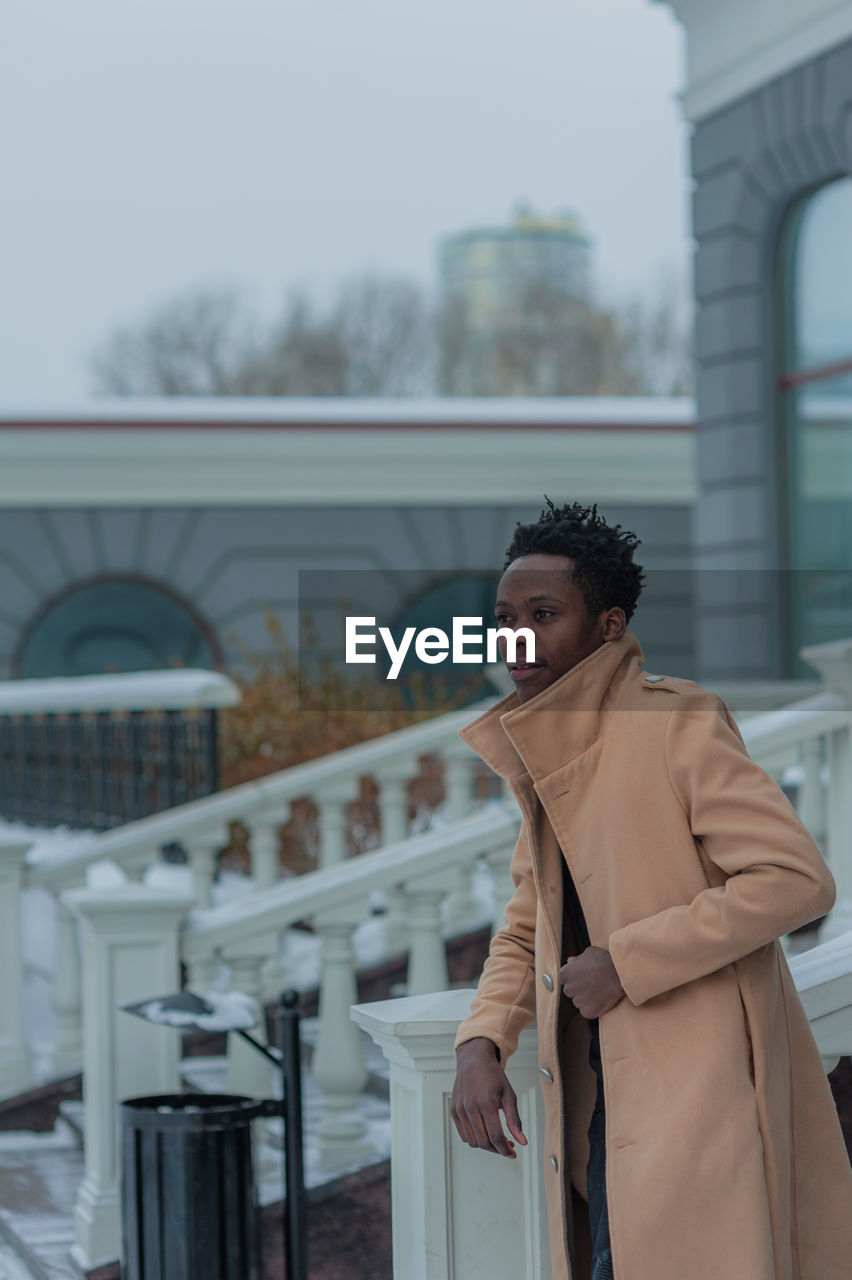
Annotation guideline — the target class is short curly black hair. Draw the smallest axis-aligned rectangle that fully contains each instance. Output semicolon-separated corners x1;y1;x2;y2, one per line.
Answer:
504;499;645;621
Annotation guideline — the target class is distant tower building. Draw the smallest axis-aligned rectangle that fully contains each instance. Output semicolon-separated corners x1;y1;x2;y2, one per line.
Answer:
439;205;593;394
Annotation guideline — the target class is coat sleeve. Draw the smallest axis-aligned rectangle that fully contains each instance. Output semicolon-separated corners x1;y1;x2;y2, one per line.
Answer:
453;819;538;1061
608;689;836;1007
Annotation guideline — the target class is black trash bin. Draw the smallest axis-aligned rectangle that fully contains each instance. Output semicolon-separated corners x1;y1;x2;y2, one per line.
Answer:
121;1093;265;1280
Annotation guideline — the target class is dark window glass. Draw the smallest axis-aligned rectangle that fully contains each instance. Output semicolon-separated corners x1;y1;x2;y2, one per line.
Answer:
19;581;215;678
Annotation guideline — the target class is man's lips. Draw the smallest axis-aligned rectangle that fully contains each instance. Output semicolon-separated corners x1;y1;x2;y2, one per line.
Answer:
509;662;545;681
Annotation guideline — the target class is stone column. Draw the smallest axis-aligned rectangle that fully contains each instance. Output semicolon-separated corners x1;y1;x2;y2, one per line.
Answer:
0;838;33;1093
352;989;550;1280
64;884;194;1273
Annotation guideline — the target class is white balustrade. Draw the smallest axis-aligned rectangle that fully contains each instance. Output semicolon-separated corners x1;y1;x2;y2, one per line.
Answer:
64;884;193;1273
353;936;852;1280
184;827;227;909
0;838;34;1094
250;817;290;998
51;897;84;1075
352;990;551;1280
404;874;452;996
485;837;519;940
441;743;482;931
317;780;360;869
312;902;371;1169
223;938;275;1099
378;764;415;955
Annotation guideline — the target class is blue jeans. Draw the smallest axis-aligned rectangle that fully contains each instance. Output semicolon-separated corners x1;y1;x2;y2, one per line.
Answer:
586;1022;613;1279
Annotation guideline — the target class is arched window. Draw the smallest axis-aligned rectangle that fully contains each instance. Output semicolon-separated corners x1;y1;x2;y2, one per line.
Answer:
782;177;852;663
16;578;218;678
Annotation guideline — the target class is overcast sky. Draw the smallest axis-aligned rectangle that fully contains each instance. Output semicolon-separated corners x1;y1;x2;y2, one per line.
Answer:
1;0;690;403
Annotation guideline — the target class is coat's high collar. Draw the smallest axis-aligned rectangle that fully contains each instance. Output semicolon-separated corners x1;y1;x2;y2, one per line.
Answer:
459;630;645;782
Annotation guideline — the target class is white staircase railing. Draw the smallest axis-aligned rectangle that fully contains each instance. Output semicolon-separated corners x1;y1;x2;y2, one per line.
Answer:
353;931;852;1280
8;637;852;1271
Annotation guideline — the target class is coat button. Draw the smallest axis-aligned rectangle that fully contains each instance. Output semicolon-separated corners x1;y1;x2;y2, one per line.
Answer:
539;1068;554;1083
542;973;554;991
549;1155;559;1172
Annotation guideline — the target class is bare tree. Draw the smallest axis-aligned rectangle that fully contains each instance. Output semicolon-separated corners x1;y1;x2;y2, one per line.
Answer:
91;268;689;399
439;273;692;396
91;287;259;395
91;274;438;397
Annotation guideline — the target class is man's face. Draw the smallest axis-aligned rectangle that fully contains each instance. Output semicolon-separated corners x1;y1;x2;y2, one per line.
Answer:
494;554;608;703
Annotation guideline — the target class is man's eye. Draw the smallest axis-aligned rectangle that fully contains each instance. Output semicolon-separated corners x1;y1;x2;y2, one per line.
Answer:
534;608;553;620
495;614;511;625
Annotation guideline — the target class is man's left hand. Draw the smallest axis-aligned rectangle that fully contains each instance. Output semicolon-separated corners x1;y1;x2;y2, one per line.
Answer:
558;946;626;1019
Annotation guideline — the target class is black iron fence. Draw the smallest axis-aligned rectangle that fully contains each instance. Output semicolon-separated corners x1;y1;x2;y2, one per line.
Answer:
0;707;220;832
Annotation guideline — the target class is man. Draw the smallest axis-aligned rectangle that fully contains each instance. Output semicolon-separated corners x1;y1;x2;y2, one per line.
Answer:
450;501;852;1280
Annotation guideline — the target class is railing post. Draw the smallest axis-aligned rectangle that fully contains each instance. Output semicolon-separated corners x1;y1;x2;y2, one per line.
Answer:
52;895;84;1075
185;828;226;909
403;876;450;996
378;766;413;955
64;884;193;1273
485;835;519;939
223;939;276;1100
441;743;481;931
316;782;357;869
249;816;289;999
312;903;371;1170
0;838;33;1093
352;990;550;1280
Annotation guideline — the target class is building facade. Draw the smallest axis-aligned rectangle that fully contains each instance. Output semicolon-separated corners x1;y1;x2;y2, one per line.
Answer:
662;0;852;677
0;399;694;690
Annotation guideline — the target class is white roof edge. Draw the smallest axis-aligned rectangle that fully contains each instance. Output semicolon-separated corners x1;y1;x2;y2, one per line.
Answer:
0;668;241;713
0;395;696;427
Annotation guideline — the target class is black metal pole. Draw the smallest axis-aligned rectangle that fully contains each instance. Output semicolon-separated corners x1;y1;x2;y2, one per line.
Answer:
279;989;308;1280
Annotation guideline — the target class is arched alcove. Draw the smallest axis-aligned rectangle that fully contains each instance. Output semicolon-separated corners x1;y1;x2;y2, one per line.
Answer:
15;576;219;678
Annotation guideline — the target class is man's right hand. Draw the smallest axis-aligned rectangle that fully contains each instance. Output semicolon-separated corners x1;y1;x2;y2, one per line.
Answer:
450;1037;527;1159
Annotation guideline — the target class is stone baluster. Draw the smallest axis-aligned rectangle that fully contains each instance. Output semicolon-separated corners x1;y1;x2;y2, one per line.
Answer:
823;724;852;937
249;814;289;1000
184;827;228;910
441;743;481;932
51;894;84;1075
377;764;413;955
0;838;33;1094
64;884;193;1273
312;902;371;1170
223;938;276;1100
403;872;450;996
352;990;550;1280
486;836;519;939
184;947;219;996
316;780;358;870
797;736;827;851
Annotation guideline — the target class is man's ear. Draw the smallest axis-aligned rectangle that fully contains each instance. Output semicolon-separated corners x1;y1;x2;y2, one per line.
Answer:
601;608;627;642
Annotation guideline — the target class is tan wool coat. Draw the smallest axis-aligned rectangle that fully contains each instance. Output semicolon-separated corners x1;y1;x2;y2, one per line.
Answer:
454;630;852;1280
